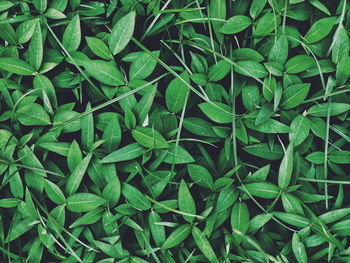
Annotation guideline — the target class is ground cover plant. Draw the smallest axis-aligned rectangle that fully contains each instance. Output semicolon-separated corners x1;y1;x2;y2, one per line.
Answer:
0;0;350;262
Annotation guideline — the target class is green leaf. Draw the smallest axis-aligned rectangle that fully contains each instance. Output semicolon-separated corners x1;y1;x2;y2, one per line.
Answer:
5;218;36;243
70;207;104;228
289;115;310;146
65;153;92;196
239;182;281;198
187;164;213;190
122;182;151;210
62;14;81;52
192;226;219;263
134;84;156;124
282;193;304;216
242;81;260;111
33;0;47;12
216;187;238;212
18;145;46;179
255;104;274;125
243;143;284;160
28;21;43;70
102;168;121;207
336;55;350;85
248;214;272;233
269;36;289;64
292;233;308;263
39;142;70;156
125;107;136;130
66;193;106;212
304;16;337;43
149;211;166;247
131;126;169;149
0;57;35;75
308;103;350;117
161;224;191;249
165;71;190;113
16;19;37;44
273;212;310;227
209;0;226;40
208;60;231;81
82;60;124;86
45;7;67;19
278;143;294;188
254;12;281;37
44;179;66;205
219;15;252;34
109;11;136;55
33;74;58;109
332;25;349;64
199;102;232;124
231;202;249;242
81;102;94;151
0;23;17;45
100;143;145;163
234;61;268;78
319;208;350;224
244;119;290;133
0;1;14;12
232;48;264;62
158;144;195;164
309;0;331;15
17;103;51;126
250;0;267;19
329;150;350;164
178;180;196;222
281;83;310;109
285;55;313;74
0;198;20;208
102;116;121;152
86;36;113;60
331;219;350;236
183;118;217;137
305;151;324;164
67;140;82;172
129;51;159;80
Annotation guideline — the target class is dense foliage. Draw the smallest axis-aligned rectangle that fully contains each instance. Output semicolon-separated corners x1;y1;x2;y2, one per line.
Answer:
0;0;350;262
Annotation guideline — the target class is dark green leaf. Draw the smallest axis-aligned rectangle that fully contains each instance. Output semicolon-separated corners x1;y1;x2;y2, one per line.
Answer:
122;182;151;210
178;180;196;222
304;17;337;43
100;143;145;163
66;193;106;212
62;14;81;52
219;15;252;34
109;11;136;55
192;226;219;263
0;58;35;75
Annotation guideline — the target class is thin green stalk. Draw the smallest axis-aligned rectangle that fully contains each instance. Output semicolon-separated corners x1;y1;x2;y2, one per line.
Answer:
301;86;350;104
324;97;331;210
174;17;226;25
145;195;205;219
140;0;172;41
298;177;350;185
170;91;189;176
